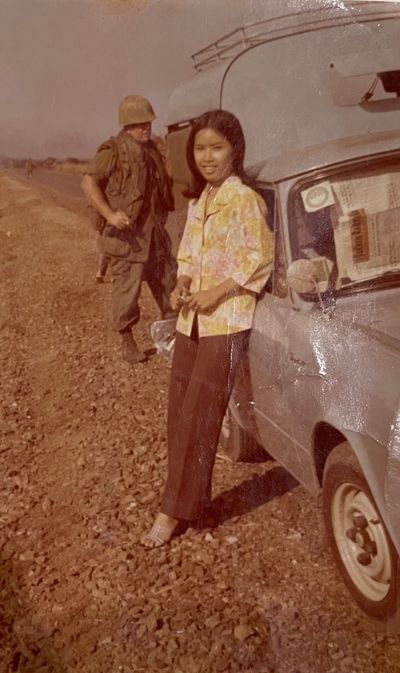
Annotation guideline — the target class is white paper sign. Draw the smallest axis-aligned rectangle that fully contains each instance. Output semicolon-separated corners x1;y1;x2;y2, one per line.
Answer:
332;173;400;215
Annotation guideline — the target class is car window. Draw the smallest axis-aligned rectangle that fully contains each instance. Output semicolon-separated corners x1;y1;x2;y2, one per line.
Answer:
289;155;400;293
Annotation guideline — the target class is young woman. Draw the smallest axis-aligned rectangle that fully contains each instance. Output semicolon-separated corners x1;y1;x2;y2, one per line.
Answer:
141;109;273;547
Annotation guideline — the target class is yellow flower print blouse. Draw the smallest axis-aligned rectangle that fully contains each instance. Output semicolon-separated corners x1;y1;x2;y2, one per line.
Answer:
177;176;273;337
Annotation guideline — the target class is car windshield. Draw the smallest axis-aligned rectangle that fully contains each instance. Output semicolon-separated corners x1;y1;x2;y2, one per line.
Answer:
290;155;400;291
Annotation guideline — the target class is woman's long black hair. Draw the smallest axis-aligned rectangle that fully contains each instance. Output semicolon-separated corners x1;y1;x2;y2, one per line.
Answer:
184;109;249;199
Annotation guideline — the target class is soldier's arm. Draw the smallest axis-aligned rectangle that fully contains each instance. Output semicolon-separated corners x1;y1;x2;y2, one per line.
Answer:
81;174;129;230
81;140;131;230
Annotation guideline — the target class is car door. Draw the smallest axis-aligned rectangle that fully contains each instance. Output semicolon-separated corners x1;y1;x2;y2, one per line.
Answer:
249;184;324;486
248;186;312;482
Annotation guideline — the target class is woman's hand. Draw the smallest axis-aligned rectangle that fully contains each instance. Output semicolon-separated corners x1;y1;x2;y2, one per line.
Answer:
186;288;221;312
186;279;241;312
170;276;192;311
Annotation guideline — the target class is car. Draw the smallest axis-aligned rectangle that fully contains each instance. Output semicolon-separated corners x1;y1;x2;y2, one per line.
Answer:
166;1;400;629
221;138;400;630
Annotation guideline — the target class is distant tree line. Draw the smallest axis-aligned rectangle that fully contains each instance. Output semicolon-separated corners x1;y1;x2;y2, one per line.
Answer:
0;156;93;169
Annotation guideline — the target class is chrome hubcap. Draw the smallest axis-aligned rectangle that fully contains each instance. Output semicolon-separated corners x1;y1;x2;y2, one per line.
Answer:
331;483;392;601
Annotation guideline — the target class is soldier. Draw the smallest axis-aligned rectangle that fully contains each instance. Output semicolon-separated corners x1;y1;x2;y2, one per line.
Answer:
25;158;34;178
81;95;176;364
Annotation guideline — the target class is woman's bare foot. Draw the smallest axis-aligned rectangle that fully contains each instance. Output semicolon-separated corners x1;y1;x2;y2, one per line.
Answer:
140;512;179;548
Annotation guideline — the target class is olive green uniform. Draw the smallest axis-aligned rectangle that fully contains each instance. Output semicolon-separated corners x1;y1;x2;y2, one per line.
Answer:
87;130;176;332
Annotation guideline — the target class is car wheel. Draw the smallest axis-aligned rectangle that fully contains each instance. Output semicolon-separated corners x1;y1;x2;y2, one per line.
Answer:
322;441;398;621
218;406;268;462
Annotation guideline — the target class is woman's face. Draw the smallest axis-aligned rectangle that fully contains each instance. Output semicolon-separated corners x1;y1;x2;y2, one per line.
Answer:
193;128;234;185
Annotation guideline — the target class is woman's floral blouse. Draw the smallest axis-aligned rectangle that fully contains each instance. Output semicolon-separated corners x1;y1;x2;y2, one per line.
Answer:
177;176;273;337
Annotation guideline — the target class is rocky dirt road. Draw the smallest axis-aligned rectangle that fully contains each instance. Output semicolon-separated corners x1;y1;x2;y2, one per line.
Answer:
0;170;399;673
14;169;84;199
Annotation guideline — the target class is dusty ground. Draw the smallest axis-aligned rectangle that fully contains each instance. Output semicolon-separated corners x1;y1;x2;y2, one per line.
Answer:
0;170;399;673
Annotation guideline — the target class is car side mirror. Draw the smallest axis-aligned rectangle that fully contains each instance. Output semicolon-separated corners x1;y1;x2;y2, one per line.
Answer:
286;259;320;294
287;258;335;315
287;257;334;292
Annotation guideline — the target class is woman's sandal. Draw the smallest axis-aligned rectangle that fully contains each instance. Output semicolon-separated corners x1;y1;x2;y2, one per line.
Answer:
140;519;189;549
140;522;176;548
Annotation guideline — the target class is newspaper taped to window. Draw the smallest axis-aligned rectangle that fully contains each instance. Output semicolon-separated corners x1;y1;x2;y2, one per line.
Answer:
334;207;400;282
330;173;400;283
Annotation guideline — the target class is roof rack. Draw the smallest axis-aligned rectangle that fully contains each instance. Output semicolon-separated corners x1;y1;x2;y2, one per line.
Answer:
191;2;400;71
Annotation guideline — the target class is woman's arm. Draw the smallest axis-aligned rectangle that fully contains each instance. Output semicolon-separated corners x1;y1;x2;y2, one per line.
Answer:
225;190;273;292
185;278;240;312
171;201;197;311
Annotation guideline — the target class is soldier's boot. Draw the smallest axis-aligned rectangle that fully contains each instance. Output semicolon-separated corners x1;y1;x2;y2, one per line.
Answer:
120;328;147;365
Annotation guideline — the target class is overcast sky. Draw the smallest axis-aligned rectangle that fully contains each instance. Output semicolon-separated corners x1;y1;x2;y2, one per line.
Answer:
0;0;274;158
0;0;393;159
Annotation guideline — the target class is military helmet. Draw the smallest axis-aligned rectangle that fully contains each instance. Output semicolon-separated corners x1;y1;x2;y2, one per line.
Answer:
118;95;156;126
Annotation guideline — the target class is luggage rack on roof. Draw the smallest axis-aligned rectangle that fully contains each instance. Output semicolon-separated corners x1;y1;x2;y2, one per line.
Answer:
191;2;400;71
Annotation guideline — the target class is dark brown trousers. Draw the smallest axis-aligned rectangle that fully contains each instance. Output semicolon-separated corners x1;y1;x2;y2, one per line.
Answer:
161;321;250;521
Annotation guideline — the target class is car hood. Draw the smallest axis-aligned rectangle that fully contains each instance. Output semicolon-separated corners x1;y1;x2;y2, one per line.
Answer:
370;313;400;344
333;289;400;351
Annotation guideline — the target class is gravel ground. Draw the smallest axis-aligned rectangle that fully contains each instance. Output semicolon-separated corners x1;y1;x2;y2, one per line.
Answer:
0;170;399;673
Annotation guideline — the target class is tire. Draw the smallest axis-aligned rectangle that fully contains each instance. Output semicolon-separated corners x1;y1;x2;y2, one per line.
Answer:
322;441;398;622
218;406;268;462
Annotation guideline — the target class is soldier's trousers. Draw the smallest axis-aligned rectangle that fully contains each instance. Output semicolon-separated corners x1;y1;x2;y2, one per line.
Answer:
97;253;111;277
161;320;250;521
108;244;176;333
